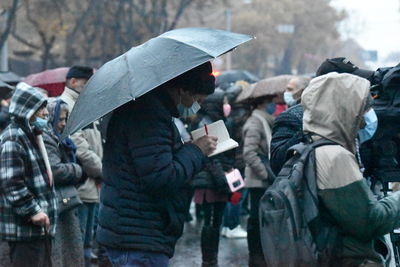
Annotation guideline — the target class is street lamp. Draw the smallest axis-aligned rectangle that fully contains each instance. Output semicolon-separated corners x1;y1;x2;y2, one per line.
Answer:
225;0;252;71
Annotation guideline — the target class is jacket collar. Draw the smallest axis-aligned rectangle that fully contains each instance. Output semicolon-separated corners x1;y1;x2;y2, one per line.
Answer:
154;89;179;118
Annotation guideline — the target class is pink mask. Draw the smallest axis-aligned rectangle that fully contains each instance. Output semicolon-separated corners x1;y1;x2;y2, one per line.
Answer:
223;103;232;117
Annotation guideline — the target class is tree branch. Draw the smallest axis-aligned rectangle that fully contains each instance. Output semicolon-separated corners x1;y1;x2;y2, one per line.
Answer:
0;0;20;50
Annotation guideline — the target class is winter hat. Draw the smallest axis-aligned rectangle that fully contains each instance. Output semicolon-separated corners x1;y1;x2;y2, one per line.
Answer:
316;57;374;81
167;62;215;95
66;66;94;80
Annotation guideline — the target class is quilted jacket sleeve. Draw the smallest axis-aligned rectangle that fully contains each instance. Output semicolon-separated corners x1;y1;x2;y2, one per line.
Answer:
128;117;205;196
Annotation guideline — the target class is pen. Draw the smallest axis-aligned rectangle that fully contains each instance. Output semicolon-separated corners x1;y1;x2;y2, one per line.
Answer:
204;124;208;135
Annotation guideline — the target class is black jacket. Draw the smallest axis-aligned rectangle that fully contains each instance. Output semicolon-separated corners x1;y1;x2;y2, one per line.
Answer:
96;89;205;257
270;104;304;175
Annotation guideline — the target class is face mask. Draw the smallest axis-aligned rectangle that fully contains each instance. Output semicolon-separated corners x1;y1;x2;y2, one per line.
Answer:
177;101;201;118
358;109;378;144
266;103;276;115
284;92;297;107
32;117;48;131
223;103;232;117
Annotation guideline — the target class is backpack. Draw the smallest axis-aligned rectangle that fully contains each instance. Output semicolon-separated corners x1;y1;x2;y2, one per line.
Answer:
259;139;341;267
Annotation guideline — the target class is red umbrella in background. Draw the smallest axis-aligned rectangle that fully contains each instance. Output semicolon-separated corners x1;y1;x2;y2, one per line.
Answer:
23;67;69;97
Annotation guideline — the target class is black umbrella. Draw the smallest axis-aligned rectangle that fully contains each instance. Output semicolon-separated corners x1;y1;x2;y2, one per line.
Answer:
0;80;14;100
0;71;21;86
216;69;259;89
63;28;252;138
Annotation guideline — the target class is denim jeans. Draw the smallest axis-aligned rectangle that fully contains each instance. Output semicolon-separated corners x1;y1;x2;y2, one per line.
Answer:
106;249;169;267
223;188;248;229
78;202;97;248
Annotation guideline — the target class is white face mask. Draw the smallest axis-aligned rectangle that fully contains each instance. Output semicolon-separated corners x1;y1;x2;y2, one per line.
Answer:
177;98;201;118
358;108;378;144
284;92;297;107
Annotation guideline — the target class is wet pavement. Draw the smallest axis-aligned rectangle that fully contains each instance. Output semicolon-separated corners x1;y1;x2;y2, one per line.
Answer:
170;219;248;267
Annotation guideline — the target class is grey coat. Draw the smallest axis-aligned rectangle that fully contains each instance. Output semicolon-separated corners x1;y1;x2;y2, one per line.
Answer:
242;109;274;188
43;131;82;186
43;131;84;267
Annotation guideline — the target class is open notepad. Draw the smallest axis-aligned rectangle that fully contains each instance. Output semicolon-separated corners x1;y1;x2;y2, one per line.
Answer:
191;120;239;157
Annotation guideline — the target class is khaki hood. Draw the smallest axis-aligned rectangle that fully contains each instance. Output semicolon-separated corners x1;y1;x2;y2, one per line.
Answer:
301;72;370;153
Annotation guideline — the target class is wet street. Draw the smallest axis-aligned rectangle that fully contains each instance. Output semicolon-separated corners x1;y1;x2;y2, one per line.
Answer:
170;219;248;267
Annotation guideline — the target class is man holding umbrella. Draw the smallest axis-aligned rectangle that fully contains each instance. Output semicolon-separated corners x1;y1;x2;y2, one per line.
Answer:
97;62;218;266
60;28;253;266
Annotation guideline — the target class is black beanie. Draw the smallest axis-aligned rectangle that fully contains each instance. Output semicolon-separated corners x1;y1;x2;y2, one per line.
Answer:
66;66;94;80
316;57;374;81
167;62;215;95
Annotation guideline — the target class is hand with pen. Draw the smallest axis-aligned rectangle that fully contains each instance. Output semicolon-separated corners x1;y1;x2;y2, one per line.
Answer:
193;124;218;156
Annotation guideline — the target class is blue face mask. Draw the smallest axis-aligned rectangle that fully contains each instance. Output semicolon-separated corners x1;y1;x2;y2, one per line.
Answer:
177;101;201;118
266;103;276;115
32;117;48;131
284;92;297;107
358;109;378;144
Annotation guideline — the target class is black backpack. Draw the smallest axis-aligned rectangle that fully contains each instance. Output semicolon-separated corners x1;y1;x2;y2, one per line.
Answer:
259;139;341;267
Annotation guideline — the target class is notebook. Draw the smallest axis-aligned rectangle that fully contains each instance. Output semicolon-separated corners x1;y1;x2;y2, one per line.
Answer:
191;120;239;157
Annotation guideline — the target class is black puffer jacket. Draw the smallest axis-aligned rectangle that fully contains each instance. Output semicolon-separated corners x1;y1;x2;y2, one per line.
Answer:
270;104;304;174
96;89;205;257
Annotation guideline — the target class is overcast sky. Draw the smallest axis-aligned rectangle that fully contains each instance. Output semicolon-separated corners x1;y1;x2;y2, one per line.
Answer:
331;0;400;64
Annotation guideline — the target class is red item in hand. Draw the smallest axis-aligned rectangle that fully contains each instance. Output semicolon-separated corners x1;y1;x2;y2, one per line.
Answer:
230;192;242;205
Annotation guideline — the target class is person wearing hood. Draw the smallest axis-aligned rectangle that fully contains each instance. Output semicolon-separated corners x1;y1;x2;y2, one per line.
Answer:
192;88;238;266
270;57;375;175
242;94;276;267
97;62;217;267
0;82;57;267
42;99;85;267
303;72;400;266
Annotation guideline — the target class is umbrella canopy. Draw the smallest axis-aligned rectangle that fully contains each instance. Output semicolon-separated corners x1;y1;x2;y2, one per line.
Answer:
0;80;14;99
216;69;259;89
63;28;253;138
23;67;69;97
0;71;21;86
236;75;294;103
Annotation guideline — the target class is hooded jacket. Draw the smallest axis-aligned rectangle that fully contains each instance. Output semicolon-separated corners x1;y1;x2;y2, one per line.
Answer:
0;83;57;241
60;87;103;202
302;72;400;266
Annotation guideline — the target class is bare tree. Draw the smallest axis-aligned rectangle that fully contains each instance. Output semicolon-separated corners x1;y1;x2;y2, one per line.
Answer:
0;0;19;52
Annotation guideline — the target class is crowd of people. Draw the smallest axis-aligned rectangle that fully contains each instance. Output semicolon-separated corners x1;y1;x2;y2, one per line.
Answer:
1;56;400;267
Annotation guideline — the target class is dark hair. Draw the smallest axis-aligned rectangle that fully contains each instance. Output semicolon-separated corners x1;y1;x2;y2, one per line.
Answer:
66;66;94;80
250;95;273;109
165;62;215;95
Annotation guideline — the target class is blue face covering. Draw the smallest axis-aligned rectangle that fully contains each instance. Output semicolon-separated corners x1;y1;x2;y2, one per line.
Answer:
177;101;201;118
266;103;276;115
284;92;296;107
358;109;378;144
32;117;48;131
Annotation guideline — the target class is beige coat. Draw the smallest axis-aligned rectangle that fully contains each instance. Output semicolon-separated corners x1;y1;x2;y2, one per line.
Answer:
302;72;400;266
243;109;274;188
60;87;103;203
